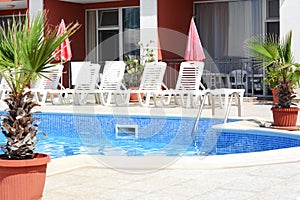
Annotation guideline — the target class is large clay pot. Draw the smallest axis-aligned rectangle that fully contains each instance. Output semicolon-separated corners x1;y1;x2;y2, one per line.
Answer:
0;153;51;200
271;107;299;127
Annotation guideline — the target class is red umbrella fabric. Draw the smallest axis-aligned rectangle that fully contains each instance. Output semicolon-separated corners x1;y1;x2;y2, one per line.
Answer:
184;18;205;61
55;19;72;62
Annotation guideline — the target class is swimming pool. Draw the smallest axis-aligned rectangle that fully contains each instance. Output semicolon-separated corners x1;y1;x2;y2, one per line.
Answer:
1;113;300;159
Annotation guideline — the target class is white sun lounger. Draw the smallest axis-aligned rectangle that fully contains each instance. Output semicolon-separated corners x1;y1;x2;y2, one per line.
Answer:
72;63;101;105
170;61;209;108
29;64;69;105
115;61;171;107
0;72;12;100
96;61;126;106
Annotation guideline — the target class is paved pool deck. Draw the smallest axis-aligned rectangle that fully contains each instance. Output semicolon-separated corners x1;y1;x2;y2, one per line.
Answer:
2;99;298;200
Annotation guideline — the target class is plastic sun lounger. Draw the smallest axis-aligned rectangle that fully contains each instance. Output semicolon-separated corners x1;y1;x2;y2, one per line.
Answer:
72;63;101;105
170;61;209;108
95;61;126;106
211;88;245;111
29;64;70;105
115;61;171;107
0;72;12;100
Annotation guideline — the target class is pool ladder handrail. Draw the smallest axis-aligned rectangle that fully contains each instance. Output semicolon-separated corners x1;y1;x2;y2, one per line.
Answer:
192;91;242;143
192;91;214;142
224;92;242;124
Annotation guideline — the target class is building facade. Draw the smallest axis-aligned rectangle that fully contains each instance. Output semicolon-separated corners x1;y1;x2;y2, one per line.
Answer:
0;0;297;97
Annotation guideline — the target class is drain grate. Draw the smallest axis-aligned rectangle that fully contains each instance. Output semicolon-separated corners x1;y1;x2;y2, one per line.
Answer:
115;125;138;139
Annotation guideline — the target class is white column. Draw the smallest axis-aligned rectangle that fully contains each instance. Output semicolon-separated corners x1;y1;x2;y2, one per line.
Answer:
280;0;300;62
28;0;44;21
140;0;159;61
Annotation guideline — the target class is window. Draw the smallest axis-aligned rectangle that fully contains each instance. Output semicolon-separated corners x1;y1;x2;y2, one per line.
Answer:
86;7;140;63
265;0;279;37
123;7;140;58
267;0;279;19
194;0;263;60
99;10;118;27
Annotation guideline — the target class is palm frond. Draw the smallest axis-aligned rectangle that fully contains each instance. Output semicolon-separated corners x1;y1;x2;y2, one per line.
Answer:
0;11;80;98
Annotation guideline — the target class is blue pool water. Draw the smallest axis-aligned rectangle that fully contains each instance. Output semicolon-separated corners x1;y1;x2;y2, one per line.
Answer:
1;113;300;159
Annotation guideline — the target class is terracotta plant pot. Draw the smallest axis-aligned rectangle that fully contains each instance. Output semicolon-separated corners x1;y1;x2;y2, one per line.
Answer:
129;87;144;102
271;107;299;127
0;153;51;200
271;88;279;105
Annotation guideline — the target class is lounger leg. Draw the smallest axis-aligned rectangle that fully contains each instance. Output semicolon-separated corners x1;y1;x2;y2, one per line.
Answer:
174;94;180;105
115;92;130;106
186;93;192;108
101;92;112;106
140;93;150;107
161;93;172;106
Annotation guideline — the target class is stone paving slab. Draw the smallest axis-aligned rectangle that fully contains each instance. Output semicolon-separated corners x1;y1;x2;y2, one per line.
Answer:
43;161;300;200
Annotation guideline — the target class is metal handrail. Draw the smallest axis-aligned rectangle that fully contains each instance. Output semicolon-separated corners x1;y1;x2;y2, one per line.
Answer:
224;92;242;124
192;91;214;143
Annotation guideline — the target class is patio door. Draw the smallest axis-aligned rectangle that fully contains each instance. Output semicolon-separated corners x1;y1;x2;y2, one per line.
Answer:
194;0;279;97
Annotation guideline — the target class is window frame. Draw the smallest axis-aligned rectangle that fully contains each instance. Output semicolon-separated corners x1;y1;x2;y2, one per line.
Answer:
85;6;140;63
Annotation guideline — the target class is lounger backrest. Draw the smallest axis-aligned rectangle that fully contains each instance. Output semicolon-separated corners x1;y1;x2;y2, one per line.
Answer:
175;61;205;90
139;62;167;90
99;61;126;90
70;61;92;86
75;63;101;91
36;64;64;90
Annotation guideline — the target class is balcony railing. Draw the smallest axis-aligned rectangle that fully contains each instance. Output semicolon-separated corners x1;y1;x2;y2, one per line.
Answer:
162;57;269;97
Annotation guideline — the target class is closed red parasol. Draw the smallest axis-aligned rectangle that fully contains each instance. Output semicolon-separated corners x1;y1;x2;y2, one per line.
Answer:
55;19;72;62
184;18;205;61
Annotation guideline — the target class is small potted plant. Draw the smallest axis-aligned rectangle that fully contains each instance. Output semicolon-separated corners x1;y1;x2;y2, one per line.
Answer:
0;11;79;199
247;30;300;127
124;41;155;102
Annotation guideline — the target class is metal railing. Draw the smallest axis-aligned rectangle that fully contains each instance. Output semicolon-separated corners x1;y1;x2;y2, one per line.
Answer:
224;92;242;124
192;91;214;143
163;57;269;97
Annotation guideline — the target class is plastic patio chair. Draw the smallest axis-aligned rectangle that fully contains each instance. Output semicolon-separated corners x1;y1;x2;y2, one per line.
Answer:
229;69;248;90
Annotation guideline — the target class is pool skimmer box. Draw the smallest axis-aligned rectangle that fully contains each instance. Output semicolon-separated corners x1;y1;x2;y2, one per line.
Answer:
115;124;138;139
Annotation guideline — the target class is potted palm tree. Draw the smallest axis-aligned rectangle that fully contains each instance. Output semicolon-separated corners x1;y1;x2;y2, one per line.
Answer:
0;11;79;199
247;30;300;127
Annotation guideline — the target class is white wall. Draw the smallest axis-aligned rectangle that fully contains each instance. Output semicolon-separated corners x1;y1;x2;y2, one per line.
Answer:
29;0;44;21
280;0;300;62
140;0;159;61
